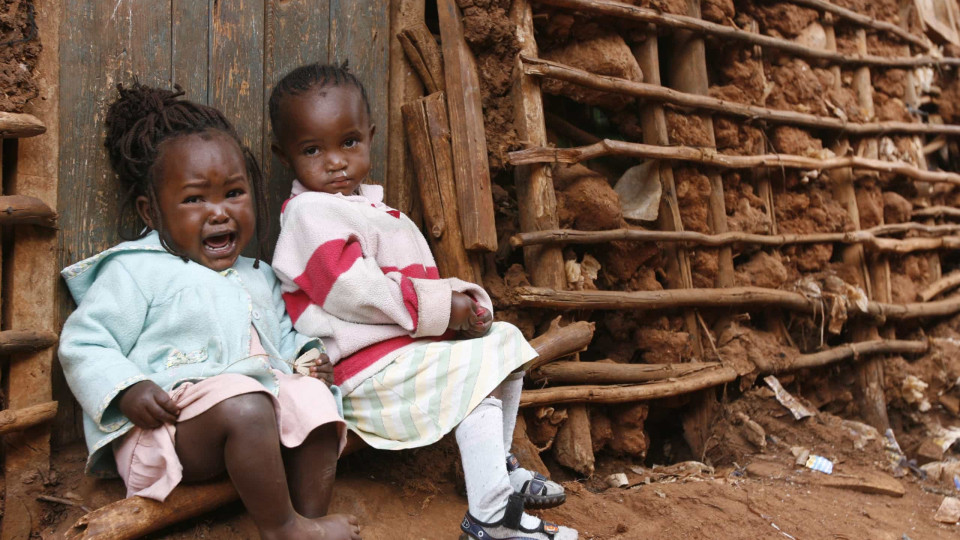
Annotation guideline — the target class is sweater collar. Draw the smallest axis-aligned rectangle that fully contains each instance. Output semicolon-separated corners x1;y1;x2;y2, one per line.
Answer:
290;180;385;205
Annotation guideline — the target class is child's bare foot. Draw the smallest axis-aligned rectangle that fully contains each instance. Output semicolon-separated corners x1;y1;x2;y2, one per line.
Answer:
260;513;361;540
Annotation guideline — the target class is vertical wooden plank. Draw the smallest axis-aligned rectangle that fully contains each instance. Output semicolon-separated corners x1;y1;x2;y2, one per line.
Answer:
55;0;173;446
436;0;498;252
210;0;264;159
262;0;330;253
2;0;60;537
386;0;425;217
330;0;389;188
172;0;210;101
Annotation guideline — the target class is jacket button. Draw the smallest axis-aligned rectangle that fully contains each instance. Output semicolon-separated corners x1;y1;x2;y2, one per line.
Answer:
252;311;261;320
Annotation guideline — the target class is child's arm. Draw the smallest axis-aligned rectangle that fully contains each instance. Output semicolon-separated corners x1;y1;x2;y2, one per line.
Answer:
59;260;175;431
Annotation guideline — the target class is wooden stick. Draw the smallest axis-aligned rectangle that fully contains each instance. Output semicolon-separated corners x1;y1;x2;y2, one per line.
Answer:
766;340;927;373
398;22;445;94
544;111;601;145
0;402;58;436
912;206;960;219
532;360;723;384
521;56;960;136
65;481;239;540
785;0;927;48
508;228;960;254
437;0;498;252
507;139;960;186
527;317;596;370
0;195;58;228
0;330;58;356
0;111;46;138
918;270;960;302
520;365;738;406
515;286;960;322
532;0;959;67
402;94;478;282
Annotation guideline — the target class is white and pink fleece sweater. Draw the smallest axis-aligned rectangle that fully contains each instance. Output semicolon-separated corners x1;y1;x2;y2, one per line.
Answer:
273;181;493;393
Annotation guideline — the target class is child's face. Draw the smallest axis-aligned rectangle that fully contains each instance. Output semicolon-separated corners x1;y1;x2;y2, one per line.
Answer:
272;85;375;196
137;131;255;271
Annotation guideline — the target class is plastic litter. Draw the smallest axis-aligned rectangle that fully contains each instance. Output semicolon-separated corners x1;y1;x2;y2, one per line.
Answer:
804;455;833;474
764;375;815;420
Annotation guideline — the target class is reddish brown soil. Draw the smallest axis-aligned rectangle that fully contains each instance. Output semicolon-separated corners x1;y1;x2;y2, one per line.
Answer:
737;0;819;37
0;0;40;113
541;32;643;110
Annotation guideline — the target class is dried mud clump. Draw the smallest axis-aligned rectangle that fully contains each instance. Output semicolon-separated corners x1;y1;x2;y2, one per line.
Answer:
741;1;819;37
776;188;852;273
675;168;712;233
771;126;824;157
890;255;930;304
882;191;912;224
666;111;713;147
556;174;623;231
636;325;694;364
702;0;735;24
541;32;643;110
0;0;41;113
735;251;788;289
766;60;861;121
936;76;960;124
725;173;770;234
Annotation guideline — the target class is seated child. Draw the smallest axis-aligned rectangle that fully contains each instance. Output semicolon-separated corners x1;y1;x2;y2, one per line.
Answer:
58;82;360;540
267;62;577;540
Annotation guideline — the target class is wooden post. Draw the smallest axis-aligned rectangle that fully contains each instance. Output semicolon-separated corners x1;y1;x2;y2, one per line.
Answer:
633;30;703;358
436;0;498;252
402;93;478;282
667;0;726;459
386;0;426;218
0;402;58;436
2;1;60;537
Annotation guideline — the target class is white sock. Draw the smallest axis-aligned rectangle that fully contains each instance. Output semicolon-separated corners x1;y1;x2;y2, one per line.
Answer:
455;397;543;530
499;371;524;454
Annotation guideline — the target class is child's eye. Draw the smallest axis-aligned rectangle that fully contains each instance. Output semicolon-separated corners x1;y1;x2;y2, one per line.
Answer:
303;146;320;156
226;189;245;198
343;138;358;149
182;196;201;204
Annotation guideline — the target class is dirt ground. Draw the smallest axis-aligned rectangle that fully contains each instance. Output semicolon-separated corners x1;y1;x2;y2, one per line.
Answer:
0;0;40;113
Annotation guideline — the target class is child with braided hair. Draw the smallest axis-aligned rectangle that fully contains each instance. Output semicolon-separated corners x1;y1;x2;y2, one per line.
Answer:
58;82;361;540
268;62;577;540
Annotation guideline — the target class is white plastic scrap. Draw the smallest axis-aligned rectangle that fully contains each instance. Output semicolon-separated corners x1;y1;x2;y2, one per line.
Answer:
902;375;932;412
764;375;815;420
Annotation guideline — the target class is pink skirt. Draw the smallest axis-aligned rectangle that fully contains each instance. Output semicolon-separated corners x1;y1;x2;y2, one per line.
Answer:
113;370;346;501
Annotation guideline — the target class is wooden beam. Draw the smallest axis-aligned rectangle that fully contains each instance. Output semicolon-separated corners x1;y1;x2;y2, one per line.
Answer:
785;0;927;48
533;0;958;67
913;206;960;219
0;112;46;139
527;317;596;370
520;56;960;136
437;0;498;251
0;195;57;227
3;0;60;537
402;93;478;282
763;340;927;373
508;228;960;254
520;365;738;406
508;139;960;186
918;270;960;302
398;22;445;94
0;330;58;356
532;361;723;384
0;402;58;436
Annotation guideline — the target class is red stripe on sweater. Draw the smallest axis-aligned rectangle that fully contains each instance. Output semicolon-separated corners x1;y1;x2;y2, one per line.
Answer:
379;264;440;280
282;290;312;324
293;238;363;307
333;332;455;386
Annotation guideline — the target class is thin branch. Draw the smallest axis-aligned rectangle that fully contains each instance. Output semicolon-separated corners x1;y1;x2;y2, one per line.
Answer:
508;139;960;186
533;0;959;67
521;56;960;136
913;206;960;219
785;0;928;49
918;270;960;302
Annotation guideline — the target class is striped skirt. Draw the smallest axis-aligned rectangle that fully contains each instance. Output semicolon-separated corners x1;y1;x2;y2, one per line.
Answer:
342;322;537;450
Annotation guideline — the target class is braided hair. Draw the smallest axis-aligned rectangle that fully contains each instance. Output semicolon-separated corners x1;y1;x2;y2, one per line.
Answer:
268;60;370;135
103;82;269;266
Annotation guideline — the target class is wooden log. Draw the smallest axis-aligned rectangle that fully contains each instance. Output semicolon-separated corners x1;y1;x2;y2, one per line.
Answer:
0;402;58;436
510;0;567;290
386;0;426;218
552;402;595;475
65;481;239;540
0;111;46;139
3;2;60;537
866;294;960;320
527;317;596;371
437;0;498;251
918;270;960;302
398;22;445;94
0;195;58;227
785;0;927;48
0;330;58;356
633;30;703;359
532;361;723;384
913;206;960;219
533;0;959;67
508;139;960;186
761;340;927;373
402;93;478;282
520;56;960;136
508;228;960;254
520;365;738;406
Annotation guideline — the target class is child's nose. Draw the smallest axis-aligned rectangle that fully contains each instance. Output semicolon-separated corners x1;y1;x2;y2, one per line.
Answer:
208;203;230;223
326;152;347;171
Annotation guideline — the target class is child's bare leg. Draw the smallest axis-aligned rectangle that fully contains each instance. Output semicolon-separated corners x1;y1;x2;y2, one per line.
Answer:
283;423;340;516
175;393;360;539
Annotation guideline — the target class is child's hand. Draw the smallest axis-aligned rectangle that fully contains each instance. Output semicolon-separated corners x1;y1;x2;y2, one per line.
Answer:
449;291;475;332
461;305;493;339
294;348;335;387
118;380;180;429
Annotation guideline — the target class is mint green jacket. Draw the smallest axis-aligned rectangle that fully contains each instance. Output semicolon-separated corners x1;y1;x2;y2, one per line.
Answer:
59;232;317;476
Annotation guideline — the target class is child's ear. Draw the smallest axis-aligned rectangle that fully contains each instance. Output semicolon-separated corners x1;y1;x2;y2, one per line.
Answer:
135;195;157;230
271;142;291;168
